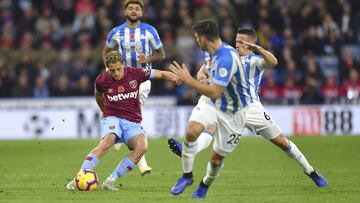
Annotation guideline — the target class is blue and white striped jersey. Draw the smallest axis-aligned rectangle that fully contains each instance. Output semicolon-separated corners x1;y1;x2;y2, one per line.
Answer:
237;53;265;107
105;22;162;70
207;43;245;113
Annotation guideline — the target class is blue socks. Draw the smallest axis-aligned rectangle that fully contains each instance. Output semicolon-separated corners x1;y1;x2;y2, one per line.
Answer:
80;153;99;170
110;157;135;179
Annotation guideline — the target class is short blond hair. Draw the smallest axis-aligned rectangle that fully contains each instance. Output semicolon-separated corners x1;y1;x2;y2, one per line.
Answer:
104;51;123;66
124;0;144;9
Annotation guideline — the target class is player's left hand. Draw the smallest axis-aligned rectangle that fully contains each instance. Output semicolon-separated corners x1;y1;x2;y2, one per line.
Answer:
238;40;261;52
167;71;183;85
169;61;192;84
137;52;150;64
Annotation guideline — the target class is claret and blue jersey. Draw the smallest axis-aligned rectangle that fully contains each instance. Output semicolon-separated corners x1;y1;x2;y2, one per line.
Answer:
105;22;162;70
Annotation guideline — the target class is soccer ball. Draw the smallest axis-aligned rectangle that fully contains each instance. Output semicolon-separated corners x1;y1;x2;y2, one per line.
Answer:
75;169;99;191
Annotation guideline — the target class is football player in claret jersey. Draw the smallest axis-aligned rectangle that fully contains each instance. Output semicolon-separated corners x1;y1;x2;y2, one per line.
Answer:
103;0;165;175
66;51;178;191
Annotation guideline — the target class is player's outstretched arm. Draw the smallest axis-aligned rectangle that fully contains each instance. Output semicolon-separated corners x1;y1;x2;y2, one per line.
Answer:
239;40;278;68
94;90;104;112
169;61;225;99
152;69;181;85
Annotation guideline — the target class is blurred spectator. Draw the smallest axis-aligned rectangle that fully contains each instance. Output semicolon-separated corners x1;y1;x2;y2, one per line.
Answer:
282;59;302;85
301;77;324;105
302;54;324;86
71;74;92;96
175;17;195;66
0;60;13;97
282;76;302;105
35;4;60;43
194;2;217;22
302;26;324;55
321;74;340;104
260;72;282;104
339;47;360;83
16;6;36;38
54;0;75;26
12;69;33;97
49;48;73;87
51;73;72;97
342;69;360;102
33;75;50;98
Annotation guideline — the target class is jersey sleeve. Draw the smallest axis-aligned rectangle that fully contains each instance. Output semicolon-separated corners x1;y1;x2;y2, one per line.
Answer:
94;75;104;92
148;26;163;50
105;28;118;49
134;68;151;83
211;55;234;87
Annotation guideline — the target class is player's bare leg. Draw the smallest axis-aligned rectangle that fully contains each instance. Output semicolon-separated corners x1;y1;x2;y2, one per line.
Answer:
113;140;151;175
192;150;224;198
102;134;147;190
67;134;116;191
270;134;328;187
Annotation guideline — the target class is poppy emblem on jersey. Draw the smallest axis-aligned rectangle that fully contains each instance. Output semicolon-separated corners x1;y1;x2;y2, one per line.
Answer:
109;125;115;130
118;86;125;93
142;69;150;76
129;80;137;89
218;67;228;77
130;34;135;39
107;89;113;93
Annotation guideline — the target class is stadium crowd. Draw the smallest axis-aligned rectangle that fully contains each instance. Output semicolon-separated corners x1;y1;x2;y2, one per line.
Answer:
0;0;359;105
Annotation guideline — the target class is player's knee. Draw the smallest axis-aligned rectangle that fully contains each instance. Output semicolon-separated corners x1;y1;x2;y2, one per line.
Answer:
271;134;289;150
135;141;147;154
185;123;203;141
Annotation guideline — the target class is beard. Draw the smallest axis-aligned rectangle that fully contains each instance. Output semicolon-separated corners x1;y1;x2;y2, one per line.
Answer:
126;15;140;23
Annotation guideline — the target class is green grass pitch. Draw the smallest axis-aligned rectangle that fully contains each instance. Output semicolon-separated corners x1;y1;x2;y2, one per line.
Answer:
1;136;360;203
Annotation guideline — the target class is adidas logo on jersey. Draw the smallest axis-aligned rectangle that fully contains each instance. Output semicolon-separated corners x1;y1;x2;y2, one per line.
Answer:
107;91;138;101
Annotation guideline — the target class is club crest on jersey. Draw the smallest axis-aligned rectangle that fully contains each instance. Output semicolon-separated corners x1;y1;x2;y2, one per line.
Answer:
129;80;137;89
219;67;228;77
118;86;125;93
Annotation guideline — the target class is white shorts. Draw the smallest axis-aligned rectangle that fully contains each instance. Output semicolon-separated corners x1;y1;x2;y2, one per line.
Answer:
213;110;245;157
244;103;281;140
188;98;217;129
139;80;151;105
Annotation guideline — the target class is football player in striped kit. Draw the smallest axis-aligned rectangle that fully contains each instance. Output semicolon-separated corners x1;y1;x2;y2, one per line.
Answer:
168;26;329;198
169;19;248;198
102;0;165;175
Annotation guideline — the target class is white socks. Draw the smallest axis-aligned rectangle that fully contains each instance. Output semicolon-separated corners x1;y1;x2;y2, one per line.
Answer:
182;141;198;173
137;155;150;170
182;132;213;173
202;161;223;186
285;140;314;174
197;131;213;153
